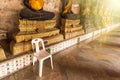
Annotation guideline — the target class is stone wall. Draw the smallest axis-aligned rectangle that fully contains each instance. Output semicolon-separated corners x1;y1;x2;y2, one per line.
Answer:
0;0;24;39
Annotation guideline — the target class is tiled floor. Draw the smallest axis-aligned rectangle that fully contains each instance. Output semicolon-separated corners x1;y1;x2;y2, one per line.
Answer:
1;27;120;80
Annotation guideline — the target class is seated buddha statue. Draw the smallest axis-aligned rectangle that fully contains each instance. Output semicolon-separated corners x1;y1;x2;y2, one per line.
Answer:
20;0;55;20
61;0;80;20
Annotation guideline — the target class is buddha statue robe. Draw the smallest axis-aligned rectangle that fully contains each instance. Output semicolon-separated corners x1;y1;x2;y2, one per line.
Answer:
20;0;55;20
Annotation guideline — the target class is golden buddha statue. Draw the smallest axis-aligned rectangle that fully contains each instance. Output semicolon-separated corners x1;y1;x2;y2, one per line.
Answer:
61;0;80;20
20;0;55;20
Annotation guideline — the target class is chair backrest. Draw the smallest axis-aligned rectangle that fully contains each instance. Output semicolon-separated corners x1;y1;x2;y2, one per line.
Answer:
31;38;45;53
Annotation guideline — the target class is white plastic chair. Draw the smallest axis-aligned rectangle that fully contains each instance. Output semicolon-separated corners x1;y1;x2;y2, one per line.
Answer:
31;38;53;77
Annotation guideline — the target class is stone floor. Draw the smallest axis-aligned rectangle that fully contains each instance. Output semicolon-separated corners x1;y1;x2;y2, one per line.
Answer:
1;27;120;80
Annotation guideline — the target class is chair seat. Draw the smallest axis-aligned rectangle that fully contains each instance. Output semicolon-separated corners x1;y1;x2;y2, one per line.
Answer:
34;50;51;59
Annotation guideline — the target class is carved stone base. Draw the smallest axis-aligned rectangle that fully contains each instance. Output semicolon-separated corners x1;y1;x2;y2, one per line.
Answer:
61;19;80;27
44;34;64;46
65;30;84;39
18;19;56;32
61;19;85;39
13;28;60;43
10;34;64;55
11;19;63;55
64;26;82;33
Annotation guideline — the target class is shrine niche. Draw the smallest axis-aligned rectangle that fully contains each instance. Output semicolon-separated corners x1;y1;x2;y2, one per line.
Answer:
10;0;64;55
60;0;84;39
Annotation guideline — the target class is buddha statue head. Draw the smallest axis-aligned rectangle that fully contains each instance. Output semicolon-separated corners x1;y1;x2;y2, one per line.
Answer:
71;3;80;14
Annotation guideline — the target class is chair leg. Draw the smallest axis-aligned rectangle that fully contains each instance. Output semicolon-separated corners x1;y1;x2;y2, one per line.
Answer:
39;60;43;77
33;56;36;66
50;56;53;70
